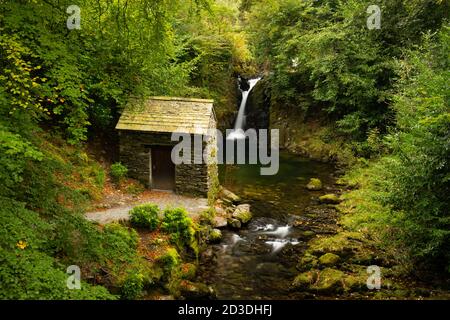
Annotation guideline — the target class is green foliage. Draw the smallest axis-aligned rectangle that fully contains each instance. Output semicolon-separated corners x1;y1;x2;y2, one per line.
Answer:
0;127;44;196
248;0;448;141
129;204;160;230
158;247;181;274
104;223;139;249
0;196;116;299
161;208;196;250
0;0;248;299
342;26;450;274
120;272;145;300
110;162;128;184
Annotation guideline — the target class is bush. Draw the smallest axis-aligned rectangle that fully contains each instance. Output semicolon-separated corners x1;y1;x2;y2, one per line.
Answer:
110;162;128;184
104;223;139;249
161;208;195;249
129;204;160;230
121;272;144;300
157;247;180;274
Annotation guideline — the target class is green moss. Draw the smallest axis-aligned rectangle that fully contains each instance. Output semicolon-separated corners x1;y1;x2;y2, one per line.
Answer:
297;253;319;271
208;228;222;243
319;253;341;266
292;271;318;290
311;268;345;294
319;194;341;204
180;263;197;280
306;178;322;191
157;247;180;275
232;204;252;224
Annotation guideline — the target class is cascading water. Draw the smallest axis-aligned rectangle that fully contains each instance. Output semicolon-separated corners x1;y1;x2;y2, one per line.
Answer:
227;77;262;140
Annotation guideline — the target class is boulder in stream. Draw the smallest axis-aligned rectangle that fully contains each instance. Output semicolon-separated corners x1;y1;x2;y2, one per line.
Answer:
228;218;242;229
306;178;323;191
219;187;241;204
319;194;342;204
232;204;252;224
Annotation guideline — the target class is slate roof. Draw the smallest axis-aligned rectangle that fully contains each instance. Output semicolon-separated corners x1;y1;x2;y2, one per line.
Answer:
116;97;215;135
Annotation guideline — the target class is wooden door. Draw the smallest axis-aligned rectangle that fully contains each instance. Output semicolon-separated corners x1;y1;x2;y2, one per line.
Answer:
151;146;175;190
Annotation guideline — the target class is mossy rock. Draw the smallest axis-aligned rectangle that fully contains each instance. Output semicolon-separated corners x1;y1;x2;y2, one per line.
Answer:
292;271;318;290
311;268;345;294
319;194;341;204
219;187;241;204
179;280;215;300
297;253;319;271
306;178;323;191
318;253;340;266
308;231;366;257
228;218;242;229
208;228;222;243
342;274;368;292
232;204;252;224
180;263;197;280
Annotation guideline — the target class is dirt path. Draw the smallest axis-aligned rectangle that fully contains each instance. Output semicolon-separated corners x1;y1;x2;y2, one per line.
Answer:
85;190;209;225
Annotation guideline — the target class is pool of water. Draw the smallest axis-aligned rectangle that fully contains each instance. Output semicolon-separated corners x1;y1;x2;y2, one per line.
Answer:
197;152;337;300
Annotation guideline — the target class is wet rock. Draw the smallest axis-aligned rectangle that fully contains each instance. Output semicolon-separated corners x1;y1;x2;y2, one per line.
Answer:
306;178;323;191
179;280;216;300
208;229;222;243
220;187;241;204
319;194;341;204
232;204;252;224
291;271;318;290
212;216;228;228
200;248;215;261
318;253;340;266
229;218;242;229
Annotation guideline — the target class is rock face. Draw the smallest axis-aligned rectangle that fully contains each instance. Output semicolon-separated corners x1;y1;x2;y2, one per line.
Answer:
312;268;345;293
319;194;341;204
232;204;252;224
219;187;241;204
306;178;323;191
319;253;341;266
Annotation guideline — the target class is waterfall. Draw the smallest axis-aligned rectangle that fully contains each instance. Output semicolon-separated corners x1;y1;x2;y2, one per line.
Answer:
227;77;262;140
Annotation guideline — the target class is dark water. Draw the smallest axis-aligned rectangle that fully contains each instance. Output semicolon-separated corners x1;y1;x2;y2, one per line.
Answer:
198;152;336;300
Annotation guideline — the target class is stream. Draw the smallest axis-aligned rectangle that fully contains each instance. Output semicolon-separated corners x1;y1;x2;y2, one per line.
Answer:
197;152;338;299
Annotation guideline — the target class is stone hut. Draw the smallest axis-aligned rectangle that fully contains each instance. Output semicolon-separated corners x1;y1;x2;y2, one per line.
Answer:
115;97;218;198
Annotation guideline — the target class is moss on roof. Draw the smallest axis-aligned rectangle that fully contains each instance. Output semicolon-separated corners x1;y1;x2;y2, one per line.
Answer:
116;97;215;135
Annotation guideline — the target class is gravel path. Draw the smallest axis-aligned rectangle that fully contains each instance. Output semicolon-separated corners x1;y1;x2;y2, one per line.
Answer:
85;190;209;225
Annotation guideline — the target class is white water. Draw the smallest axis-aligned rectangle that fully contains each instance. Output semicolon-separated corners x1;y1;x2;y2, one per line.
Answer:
264;225;291;238
231;234;245;245
227;77;262;140
265;239;300;253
